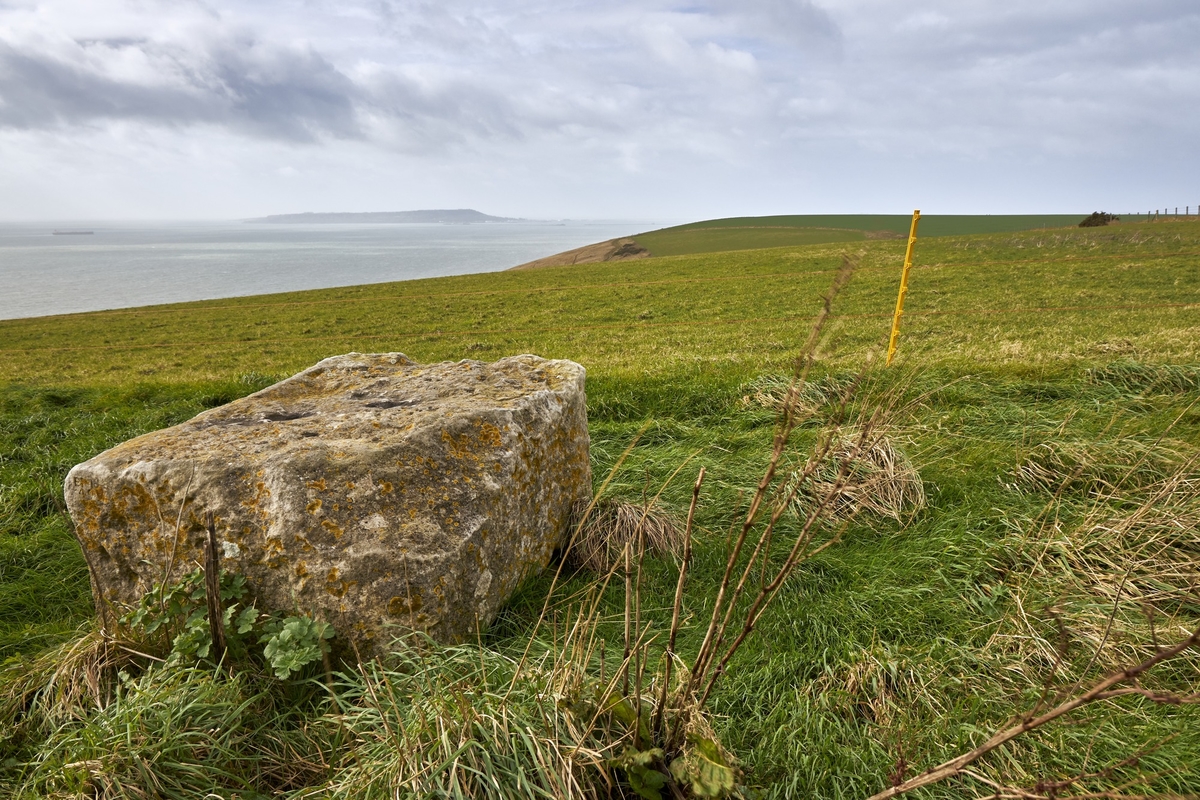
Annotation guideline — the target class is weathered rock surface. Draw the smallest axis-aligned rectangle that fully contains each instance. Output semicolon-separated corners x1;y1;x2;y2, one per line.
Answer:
66;353;590;650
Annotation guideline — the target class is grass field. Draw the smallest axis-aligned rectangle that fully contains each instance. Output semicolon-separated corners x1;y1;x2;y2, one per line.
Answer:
631;214;1089;256
2;217;1199;798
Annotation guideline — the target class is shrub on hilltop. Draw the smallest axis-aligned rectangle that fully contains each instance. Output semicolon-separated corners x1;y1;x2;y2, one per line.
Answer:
1079;211;1119;227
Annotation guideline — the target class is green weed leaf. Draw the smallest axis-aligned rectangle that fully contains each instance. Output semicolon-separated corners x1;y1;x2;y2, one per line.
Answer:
615;747;667;800
260;615;332;679
670;735;737;798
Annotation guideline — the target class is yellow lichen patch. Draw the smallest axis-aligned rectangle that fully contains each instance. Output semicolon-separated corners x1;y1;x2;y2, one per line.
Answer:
242;480;271;513
307;478;327;491
320;519;344;538
295;562;310;578
477;422;502;448
379;481;393;494
325;567;356;598
442;421;503;463
306;499;322;514
387;591;423;615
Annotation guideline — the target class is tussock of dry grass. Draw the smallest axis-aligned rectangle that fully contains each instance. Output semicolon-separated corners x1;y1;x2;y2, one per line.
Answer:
1014;438;1187;496
298;641;619;799
988;467;1200;676
740;373;853;417
566;497;682;573
1087;361;1200;395
1069;484;1200;612
809;645;929;728
0;627;134;743
789;431;925;521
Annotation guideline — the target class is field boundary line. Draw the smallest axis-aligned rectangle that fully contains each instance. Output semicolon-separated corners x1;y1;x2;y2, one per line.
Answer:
4;301;1197;354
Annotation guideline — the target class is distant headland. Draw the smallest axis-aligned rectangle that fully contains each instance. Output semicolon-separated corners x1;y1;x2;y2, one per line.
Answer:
245;209;520;224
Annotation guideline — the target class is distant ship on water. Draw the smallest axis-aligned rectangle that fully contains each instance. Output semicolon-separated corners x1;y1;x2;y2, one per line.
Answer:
52;230;94;235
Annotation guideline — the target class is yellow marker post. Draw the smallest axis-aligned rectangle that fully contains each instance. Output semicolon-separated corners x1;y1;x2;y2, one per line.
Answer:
886;209;921;366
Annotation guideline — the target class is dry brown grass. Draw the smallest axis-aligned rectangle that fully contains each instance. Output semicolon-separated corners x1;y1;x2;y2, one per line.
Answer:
740;373;853;417
787;430;926;521
1014;438;1188;496
0;627;143;747
987;464;1200;677
565;497;683;573
809;644;931;729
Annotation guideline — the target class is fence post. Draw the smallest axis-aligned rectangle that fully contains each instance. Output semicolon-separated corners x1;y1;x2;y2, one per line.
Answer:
886;209;921;367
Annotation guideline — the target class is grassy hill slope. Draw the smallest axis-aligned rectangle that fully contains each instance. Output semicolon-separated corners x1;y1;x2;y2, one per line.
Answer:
633;214;1087;256
1;218;1194;386
1;218;1198;798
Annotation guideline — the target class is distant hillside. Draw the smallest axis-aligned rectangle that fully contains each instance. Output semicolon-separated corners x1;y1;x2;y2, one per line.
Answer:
509;213;1087;268
635;214;1086;256
246;209;518;224
638;212;1089;253
510;238;649;270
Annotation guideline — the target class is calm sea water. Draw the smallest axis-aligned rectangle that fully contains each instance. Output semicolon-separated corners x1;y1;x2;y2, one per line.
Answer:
0;220;663;320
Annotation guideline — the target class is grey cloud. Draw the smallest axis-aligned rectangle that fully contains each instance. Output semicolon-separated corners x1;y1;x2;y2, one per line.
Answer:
868;2;1200;69
361;71;527;152
1;0;1197;182
705;0;842;50
0;0;845;157
771;1;1200;157
0;36;361;141
209;43;361;140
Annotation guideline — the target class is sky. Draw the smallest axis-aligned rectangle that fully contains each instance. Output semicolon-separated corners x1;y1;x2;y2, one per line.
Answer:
0;0;1197;221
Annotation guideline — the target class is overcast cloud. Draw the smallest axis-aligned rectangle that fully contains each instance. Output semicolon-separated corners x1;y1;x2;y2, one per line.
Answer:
0;0;1197;219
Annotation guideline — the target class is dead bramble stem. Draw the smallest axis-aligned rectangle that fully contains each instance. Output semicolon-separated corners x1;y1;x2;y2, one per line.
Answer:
655;466;705;741
202;510;227;667
622;540;632;699
687;256;856;700
865;621;1200;800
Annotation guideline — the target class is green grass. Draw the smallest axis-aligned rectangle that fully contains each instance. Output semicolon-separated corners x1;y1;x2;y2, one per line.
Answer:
634;225;871;256
1;217;1199;797
633;214;1091;256
3;219;1198;386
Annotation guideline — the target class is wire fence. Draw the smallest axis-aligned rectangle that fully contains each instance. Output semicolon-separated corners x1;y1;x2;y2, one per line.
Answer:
1128;206;1199;219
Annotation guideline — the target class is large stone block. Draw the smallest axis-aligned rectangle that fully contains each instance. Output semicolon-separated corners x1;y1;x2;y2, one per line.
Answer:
65;353;590;650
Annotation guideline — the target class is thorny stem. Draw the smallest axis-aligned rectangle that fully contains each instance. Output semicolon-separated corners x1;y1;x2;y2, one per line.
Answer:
633;491;647;746
866;622;1200;800
622;541;632;698
202;510;227;667
688;256;855;696
655;466;705;741
698;415;854;688
697;439;863;709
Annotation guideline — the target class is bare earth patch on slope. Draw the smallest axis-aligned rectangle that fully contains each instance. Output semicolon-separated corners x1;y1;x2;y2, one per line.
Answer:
508;237;649;270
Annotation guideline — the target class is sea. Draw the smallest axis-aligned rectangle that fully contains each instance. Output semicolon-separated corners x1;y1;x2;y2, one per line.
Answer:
0;220;664;321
